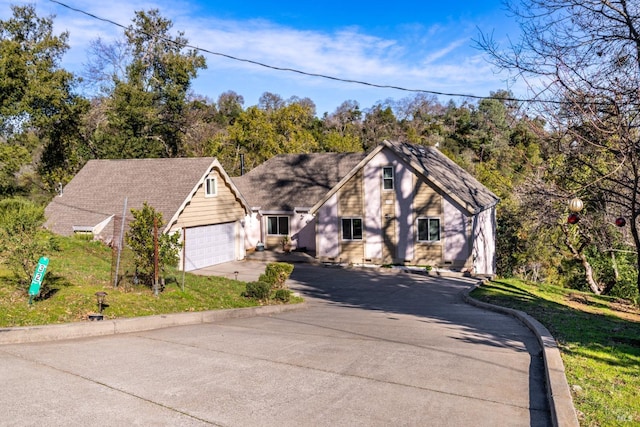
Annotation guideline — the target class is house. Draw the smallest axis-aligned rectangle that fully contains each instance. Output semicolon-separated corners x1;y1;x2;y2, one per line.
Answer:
232;152;367;252
234;140;499;275
45;157;250;271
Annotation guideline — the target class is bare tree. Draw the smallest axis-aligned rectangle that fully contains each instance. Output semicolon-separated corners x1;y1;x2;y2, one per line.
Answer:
479;0;640;294
81;37;131;96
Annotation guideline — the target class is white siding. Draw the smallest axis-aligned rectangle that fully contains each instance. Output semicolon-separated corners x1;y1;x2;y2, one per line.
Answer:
363;161;383;260
292;213;316;251
317;194;339;258
242;212;262;248
472;207;497;275
443;197;470;264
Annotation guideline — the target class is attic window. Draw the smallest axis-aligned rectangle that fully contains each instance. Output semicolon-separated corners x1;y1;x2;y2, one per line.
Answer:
205;177;217;197
382;167;394;190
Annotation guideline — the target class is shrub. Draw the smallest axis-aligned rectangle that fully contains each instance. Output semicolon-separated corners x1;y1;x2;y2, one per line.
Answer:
258;262;294;290
125;203;181;286
0;198;58;289
244;281;271;300
274;289;291;302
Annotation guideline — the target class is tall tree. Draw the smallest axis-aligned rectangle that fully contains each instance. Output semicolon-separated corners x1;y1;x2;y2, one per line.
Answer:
90;9;206;159
0;5;87;193
395;94;446;146
361;104;400;150
479;0;640;294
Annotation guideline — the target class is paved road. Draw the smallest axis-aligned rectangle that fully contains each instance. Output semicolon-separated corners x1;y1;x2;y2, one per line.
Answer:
1;264;550;426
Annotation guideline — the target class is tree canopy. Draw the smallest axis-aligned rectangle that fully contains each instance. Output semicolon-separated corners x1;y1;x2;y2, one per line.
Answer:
0;3;638;302
479;0;640;295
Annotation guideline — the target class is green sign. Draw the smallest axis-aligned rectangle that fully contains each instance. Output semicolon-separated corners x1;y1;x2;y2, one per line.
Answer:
28;257;49;300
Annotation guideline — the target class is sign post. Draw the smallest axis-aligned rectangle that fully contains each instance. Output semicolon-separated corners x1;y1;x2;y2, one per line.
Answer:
28;257;49;305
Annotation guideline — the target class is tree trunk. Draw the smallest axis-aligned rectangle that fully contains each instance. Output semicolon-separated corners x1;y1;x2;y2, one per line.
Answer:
631;213;640;296
577;251;603;295
600;251;619;296
562;224;603;294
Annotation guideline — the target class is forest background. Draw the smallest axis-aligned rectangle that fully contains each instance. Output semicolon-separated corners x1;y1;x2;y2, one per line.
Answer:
1;2;638;303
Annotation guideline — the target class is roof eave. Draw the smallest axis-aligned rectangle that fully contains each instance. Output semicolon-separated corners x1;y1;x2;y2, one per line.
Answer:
309;145;386;215
163;159;252;233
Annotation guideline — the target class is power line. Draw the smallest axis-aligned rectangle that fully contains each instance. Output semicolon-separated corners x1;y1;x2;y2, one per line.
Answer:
46;0;572;106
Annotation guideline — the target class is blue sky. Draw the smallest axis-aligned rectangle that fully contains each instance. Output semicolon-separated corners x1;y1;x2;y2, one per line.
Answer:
2;0;525;115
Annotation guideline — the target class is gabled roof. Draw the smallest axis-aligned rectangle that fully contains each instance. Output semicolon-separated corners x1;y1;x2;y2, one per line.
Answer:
231;152;367;212
45;157;250;235
383;140;500;213
309;140;499;215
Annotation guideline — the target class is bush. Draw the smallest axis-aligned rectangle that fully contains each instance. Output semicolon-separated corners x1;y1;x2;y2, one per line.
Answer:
258;262;294;290
0;198;58;289
274;289;291;302
244;281;271;300
125;202;181;286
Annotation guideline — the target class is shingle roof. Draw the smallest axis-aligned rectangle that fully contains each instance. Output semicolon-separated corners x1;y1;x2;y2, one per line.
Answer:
233;142;498;215
232;152;367;211
384;140;499;213
45;157;222;235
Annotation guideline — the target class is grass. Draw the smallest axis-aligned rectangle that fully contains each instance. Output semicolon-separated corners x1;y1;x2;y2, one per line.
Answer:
0;236;301;327
471;279;640;426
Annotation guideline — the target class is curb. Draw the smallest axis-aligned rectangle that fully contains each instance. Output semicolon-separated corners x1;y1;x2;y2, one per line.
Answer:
462;283;579;427
0;302;307;345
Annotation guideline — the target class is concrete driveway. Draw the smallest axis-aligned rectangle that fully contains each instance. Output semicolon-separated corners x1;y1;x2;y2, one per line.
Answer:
0;263;550;426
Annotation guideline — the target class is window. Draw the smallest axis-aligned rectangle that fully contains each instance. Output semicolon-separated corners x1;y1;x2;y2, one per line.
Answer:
382;167;394;190
342;218;363;240
267;216;289;235
205;177;217;197
417;218;440;242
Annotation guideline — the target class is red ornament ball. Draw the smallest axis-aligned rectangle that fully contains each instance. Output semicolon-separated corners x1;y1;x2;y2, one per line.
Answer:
567;213;580;224
615;217;626;227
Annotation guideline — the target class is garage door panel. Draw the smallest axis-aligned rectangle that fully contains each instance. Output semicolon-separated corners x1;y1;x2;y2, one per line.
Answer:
184;223;235;271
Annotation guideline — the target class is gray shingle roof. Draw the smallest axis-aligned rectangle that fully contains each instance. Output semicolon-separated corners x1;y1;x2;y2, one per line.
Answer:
233;141;498;215
384;140;499;213
45;157;220;235
232;152;367;211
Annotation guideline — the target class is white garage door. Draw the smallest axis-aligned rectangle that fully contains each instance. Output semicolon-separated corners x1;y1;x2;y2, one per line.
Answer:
184;222;236;271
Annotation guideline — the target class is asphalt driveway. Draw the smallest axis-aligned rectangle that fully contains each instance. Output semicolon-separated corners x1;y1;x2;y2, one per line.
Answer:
0;264;550;426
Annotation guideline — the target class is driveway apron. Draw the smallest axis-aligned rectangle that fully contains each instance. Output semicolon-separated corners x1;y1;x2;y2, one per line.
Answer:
0;264;550;426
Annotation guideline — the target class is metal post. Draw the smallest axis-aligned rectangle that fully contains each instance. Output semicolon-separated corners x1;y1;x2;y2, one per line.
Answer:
154;216;159;296
114;197;127;288
181;227;186;292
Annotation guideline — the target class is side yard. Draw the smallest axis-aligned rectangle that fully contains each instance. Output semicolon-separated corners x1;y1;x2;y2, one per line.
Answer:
471;279;640;426
0;236;299;327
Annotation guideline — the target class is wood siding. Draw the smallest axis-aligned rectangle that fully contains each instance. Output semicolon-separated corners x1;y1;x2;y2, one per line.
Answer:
337;169;364;262
340;241;365;263
413;177;442;217
173;169;245;230
413;245;443;265
338;169;364;217
412;175;443;265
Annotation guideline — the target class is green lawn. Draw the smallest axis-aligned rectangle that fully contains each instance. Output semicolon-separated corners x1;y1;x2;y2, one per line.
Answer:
4;237;639;425
471;279;640;426
0;236;300;327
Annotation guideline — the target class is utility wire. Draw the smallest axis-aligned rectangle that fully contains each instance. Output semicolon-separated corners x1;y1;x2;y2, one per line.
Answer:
47;0;597;106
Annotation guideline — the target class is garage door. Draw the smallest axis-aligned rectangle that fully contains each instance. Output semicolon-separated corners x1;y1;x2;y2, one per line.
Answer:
184;222;236;271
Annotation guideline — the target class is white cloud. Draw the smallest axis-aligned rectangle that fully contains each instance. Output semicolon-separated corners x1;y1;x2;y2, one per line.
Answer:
1;0;524;112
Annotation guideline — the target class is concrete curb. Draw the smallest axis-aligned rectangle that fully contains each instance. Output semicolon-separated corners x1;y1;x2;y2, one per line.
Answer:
462;283;579;427
0;303;307;345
